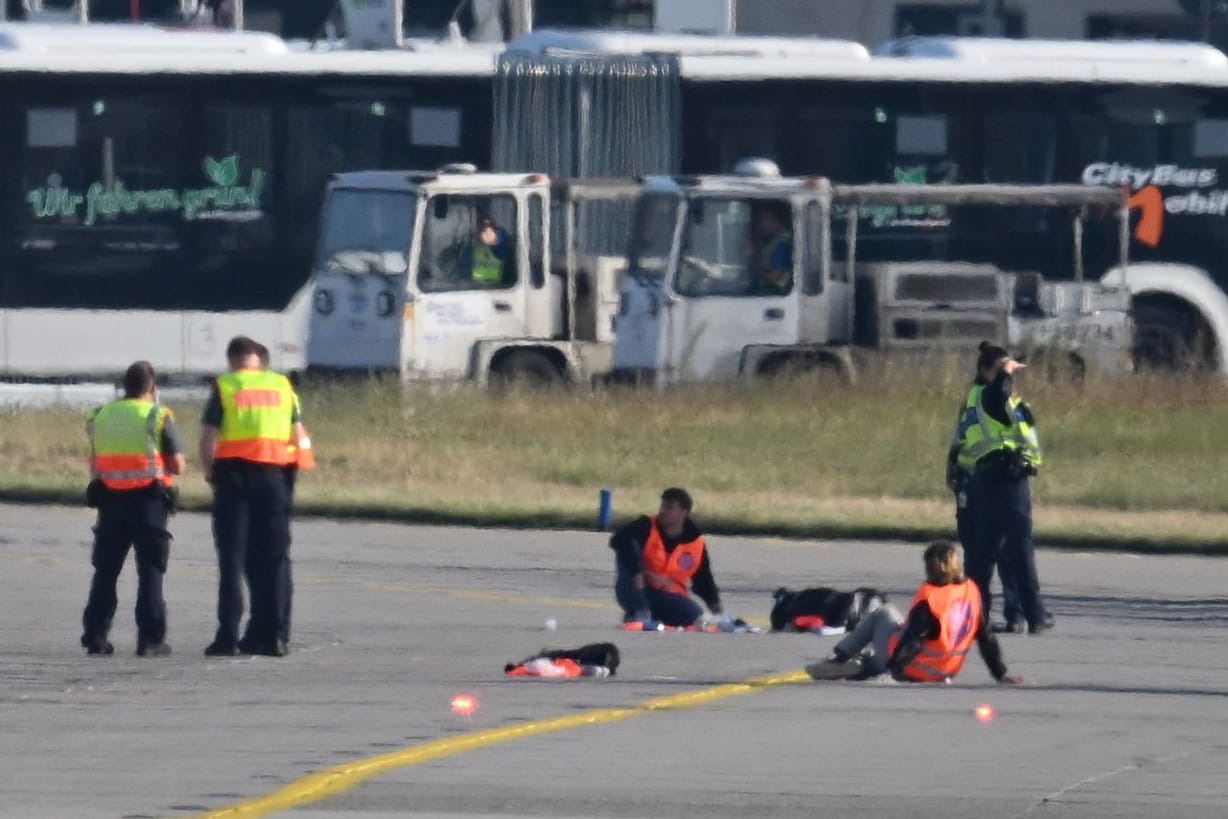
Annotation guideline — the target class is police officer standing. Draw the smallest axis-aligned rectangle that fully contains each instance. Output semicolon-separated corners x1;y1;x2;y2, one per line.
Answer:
81;361;185;656
200;336;314;657
955;342;1052;635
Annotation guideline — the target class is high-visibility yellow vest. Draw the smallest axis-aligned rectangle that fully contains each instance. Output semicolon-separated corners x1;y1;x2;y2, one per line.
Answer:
954;384;1043;472
88;399;173;490
472;242;504;285
215;369;297;465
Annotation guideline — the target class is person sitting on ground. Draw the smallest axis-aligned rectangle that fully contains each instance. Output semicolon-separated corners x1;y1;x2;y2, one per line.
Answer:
609;487;735;630
805;541;1023;684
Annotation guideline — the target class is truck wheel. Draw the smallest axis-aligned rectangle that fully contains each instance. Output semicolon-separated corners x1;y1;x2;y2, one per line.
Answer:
1133;300;1214;372
493;350;563;387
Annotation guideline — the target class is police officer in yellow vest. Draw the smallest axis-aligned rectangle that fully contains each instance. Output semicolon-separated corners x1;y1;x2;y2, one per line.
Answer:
199;336;314;657
466;214;512;287
954;342;1052;635
82;361;185;656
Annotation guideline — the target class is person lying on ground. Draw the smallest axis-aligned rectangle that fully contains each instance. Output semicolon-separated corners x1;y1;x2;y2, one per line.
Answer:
805;541;1024;685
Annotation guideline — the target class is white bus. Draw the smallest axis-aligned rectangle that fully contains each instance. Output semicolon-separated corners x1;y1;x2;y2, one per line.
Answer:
0;23;496;378
500;31;1228;373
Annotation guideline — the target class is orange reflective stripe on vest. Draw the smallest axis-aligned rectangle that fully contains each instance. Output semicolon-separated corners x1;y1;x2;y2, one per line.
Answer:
890;580;982;682
87;399;171;491
214;369;297;466
641;517;705;596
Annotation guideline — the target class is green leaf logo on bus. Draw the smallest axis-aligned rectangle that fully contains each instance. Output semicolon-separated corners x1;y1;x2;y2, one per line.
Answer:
26;155;265;227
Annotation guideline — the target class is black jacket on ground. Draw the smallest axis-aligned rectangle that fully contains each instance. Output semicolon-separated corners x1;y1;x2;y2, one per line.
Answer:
609;515;721;611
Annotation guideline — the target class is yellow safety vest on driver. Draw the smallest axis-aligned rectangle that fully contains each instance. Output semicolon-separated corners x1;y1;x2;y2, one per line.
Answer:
472;243;504;286
88;399;173;490
955;384;1042;472
214;369;297;465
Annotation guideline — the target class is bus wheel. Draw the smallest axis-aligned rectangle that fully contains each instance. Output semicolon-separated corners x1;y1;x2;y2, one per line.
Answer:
493;350;563;388
1133;299;1214;372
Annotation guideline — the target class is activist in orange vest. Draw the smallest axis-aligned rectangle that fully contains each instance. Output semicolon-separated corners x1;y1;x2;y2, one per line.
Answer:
200;335;313;659
610;487;738;629
805;542;1023;685
81;361;186;658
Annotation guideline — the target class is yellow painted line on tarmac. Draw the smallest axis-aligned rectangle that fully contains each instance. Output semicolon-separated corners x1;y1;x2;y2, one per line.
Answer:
188;668;812;819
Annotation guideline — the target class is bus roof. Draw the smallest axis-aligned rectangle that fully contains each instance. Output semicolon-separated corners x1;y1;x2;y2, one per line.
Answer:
0;43;498;76
0;22;288;54
875;36;1228;68
507;28;871;61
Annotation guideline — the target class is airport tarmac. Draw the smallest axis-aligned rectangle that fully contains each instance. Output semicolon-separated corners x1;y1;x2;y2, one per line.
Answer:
2;503;1226;819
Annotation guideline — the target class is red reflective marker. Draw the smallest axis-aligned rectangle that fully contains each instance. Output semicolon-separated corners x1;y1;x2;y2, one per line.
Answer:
451;694;478;719
975;704;996;723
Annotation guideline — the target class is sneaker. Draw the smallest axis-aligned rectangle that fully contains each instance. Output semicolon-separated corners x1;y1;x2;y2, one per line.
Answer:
136;641;172;658
991;621;1025;635
204;640;238;657
805;657;863;680
81;634;114;656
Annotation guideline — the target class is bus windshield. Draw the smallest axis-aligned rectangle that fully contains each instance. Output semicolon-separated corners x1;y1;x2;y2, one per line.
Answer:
626;193;680;278
316;189;415;276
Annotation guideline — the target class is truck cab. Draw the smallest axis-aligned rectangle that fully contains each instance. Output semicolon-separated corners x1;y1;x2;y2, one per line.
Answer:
612;164;1134;383
613;166;849;383
308;167;634;384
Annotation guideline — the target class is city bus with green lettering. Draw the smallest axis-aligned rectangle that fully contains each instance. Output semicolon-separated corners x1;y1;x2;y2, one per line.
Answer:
0;22;494;379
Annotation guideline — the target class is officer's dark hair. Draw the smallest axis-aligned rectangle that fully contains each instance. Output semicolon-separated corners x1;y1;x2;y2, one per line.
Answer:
226;335;263;362
977;340;1010;373
255;342;270;366
122;360;156;398
660;487;693;512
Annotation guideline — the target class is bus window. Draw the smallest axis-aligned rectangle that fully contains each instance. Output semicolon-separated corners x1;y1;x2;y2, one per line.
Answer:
984;109;1058;183
193;104;275;253
21;96;184;241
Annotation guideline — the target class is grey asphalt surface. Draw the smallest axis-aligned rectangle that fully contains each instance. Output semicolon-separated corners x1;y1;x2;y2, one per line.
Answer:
2;503;1227;819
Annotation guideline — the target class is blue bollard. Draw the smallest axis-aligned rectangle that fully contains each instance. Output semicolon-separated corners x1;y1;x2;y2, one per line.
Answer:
598;487;613;531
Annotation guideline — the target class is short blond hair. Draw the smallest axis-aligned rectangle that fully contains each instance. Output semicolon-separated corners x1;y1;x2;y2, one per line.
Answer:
923;541;965;585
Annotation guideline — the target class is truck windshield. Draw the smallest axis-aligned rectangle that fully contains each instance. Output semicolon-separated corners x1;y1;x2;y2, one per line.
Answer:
676;197;794;297
315;189;414;276
626;193;680;277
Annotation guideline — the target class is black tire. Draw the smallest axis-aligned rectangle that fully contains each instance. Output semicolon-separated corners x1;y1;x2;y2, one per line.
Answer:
1133;300;1215;372
757;354;849;383
493;350;563;387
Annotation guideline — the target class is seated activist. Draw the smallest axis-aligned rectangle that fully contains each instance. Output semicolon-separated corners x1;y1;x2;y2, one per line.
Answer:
770;585;887;633
805;541;1023;684
610;487;735;630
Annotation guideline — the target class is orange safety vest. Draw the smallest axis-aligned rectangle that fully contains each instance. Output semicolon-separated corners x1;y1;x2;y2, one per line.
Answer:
214;369;299;466
889;580;982;683
87;399;174;491
641;516;706;596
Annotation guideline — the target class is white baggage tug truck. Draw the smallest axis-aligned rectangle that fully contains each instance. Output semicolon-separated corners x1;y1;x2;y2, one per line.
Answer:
307;165;637;385
610;165;1134;384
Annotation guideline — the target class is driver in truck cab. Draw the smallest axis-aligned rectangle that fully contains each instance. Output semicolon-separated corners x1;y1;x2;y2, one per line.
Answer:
748;202;793;295
465;212;513;287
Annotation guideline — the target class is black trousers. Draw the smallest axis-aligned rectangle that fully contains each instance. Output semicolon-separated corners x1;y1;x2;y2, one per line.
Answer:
211;461;294;647
82;488;171;644
967;469;1046;628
